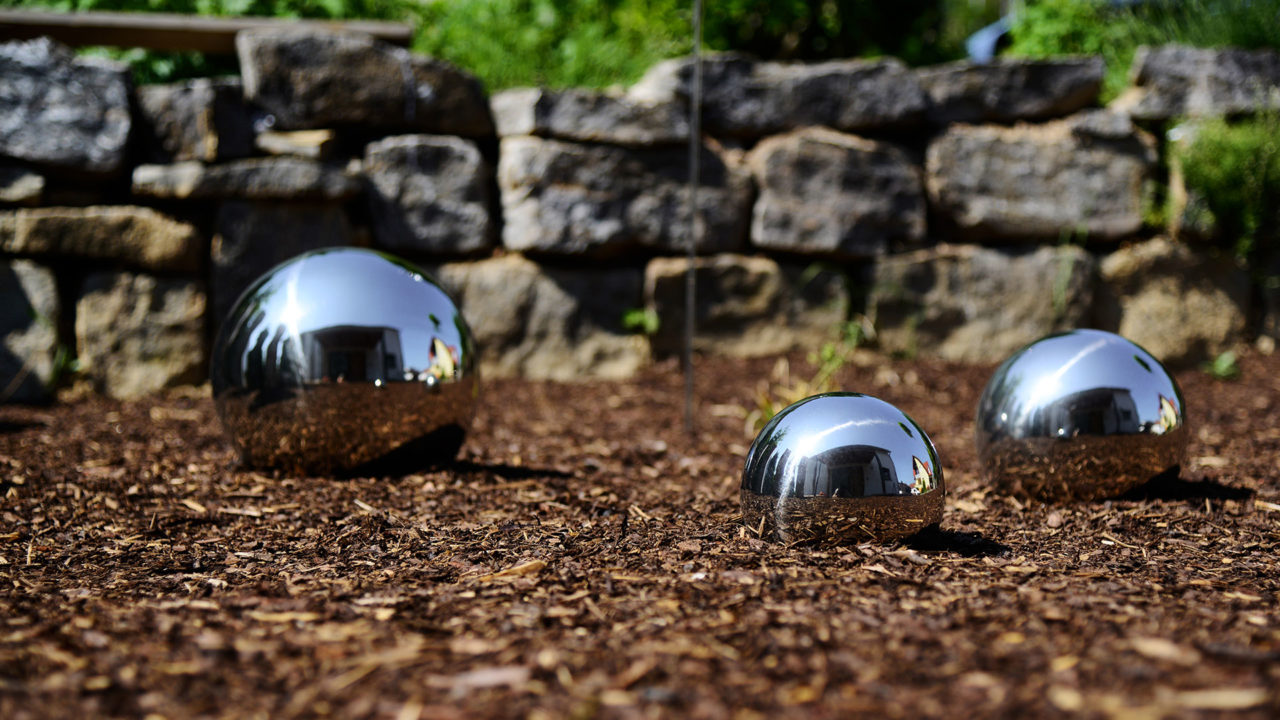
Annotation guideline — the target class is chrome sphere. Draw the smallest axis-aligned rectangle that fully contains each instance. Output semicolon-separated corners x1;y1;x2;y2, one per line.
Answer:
741;393;944;543
975;329;1187;501
211;248;477;475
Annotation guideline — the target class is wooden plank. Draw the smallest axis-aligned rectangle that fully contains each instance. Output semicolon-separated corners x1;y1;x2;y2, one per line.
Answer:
0;9;413;54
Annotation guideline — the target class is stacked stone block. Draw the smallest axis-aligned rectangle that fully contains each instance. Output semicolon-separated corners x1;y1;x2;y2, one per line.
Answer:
3;30;1278;402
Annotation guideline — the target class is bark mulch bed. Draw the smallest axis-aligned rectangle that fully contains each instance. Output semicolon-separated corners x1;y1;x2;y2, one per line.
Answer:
2;349;1278;718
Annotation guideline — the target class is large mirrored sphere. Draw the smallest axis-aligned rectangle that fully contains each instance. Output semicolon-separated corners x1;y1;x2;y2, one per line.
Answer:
211;248;477;475
741;393;945;543
976;329;1187;501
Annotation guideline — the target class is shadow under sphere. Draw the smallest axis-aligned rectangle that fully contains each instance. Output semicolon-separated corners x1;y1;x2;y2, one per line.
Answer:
210;247;478;476
975;329;1187;502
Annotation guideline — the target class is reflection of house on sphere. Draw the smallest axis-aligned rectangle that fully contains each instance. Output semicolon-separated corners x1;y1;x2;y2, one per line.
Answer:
782;444;912;498
1026;386;1140;438
300;325;404;383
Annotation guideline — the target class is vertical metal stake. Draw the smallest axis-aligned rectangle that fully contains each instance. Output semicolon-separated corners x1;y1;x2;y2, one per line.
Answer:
684;0;703;434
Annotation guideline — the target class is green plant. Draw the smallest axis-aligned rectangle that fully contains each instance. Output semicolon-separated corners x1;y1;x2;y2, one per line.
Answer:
621;307;660;335
1007;0;1280;101
744;316;871;434
1202;350;1241;381
1177;113;1280;262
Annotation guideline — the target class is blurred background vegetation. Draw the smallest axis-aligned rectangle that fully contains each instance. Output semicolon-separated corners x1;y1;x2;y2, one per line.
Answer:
0;0;1009;87
2;0;1276;92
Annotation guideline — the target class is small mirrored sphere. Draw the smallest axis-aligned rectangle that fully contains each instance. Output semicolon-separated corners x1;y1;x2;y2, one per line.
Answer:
211;248;477;475
741;393;945;543
976;329;1187;501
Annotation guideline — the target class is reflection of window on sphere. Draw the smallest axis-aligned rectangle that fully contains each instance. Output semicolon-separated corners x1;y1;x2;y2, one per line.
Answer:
300;325;404;383
1026;386;1141;438
788;445;909;498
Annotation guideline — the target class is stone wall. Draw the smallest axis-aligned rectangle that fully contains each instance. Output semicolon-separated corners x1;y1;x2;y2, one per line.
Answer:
3;32;1278;401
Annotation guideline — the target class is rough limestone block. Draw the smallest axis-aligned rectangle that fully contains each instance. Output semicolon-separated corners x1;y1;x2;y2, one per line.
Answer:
497;136;750;257
1112;44;1280;120
0;166;43;206
135;77;254;163
433;254;647;380
747;127;924;258
0;206;201;272
869;244;1096;362
630;53;927;138
0;38;131;174
491;87;687;145
917;56;1104;125
236;29;493;135
76;272;206;400
133;158;362;201
1097;237;1249;365
364;135;495;256
645;254;849;358
926;111;1156;242
1;259;58;403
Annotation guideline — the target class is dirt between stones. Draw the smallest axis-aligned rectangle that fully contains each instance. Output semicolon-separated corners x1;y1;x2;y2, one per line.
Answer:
1;350;1278;718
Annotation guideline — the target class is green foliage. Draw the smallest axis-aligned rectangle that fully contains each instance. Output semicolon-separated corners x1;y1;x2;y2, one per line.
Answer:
412;0;690;90
1177;113;1280;261
2;0;1003;88
744;316;872;434
1202;350;1241;381
1008;0;1280;100
621;307;660;335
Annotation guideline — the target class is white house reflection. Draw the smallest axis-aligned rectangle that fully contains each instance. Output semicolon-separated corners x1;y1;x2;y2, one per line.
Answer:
301;325;404;383
1023;386;1142;438
757;444;919;498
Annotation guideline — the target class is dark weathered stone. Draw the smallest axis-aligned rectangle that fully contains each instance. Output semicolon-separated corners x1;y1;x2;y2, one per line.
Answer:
1097;237;1249;365
0;166;43;205
364;135;494;256
497;136;750;257
1;259;57;404
917;56;1104;124
75;272;206;400
132;158;362;201
747;127;924;258
630;53;927;138
1113;44;1280;120
433;254;647;380
645;254;848;358
236;29;493;135
135;77;254;163
491;87;687;145
210;201;356;327
925;111;1156;242
0;206;201;272
0;38;131;174
869;244;1095;362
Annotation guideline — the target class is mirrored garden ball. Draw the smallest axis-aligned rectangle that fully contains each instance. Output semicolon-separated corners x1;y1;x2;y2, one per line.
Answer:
210;247;477;475
975;329;1187;501
741;393;945;543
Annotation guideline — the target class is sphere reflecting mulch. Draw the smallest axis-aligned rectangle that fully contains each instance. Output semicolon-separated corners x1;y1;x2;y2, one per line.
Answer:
975;329;1187;502
210;248;477;475
741;393;945;543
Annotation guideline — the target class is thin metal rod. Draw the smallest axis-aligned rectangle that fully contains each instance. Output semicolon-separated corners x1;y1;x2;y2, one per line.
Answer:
683;0;703;434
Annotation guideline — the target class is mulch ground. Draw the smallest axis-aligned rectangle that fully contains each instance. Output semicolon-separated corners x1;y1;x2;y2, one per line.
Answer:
1;349;1278;719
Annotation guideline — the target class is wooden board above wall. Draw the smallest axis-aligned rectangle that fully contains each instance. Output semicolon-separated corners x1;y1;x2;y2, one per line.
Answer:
0;9;413;53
